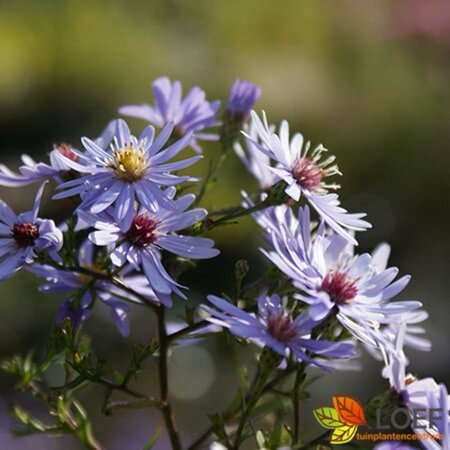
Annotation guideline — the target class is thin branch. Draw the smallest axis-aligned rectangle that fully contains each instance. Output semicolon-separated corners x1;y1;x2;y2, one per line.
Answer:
157;306;182;450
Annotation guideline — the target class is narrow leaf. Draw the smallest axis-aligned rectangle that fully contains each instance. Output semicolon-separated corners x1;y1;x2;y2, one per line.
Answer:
143;422;163;449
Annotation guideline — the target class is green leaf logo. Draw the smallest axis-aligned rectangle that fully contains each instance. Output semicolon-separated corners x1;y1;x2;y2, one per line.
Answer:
313;407;345;429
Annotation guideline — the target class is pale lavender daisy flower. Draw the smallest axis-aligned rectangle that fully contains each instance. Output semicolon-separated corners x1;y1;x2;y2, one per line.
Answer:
79;191;220;306
382;326;448;446
55;298;91;330
28;240;157;336
365;309;431;363
0;182;63;280
119;76;221;153
245;111;371;245
261;206;421;346
0;121;115;187
235;122;279;190
226;79;261;121
53;119;201;229
202;294;355;370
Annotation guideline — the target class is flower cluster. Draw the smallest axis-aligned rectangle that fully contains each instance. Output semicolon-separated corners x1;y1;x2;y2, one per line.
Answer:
1;75;447;450
0;77;228;334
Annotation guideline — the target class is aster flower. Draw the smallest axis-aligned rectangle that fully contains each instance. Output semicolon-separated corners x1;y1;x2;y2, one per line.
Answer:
382;326;448;445
234;122;279;190
244;111;371;245
55;298;91;330
0;121;114;187
226;79;261;121
78;191;220;306
28;240;157;336
261;206;422;346
202;294;355;370
364;309;431;363
53;119;201;228
119;76;221;153
0;182;63;280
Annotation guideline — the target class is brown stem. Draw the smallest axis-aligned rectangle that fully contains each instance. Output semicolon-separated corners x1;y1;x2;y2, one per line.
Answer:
157;306;182;450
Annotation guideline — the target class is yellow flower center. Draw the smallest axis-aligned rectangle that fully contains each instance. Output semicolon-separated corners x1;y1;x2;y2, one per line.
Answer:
110;145;149;182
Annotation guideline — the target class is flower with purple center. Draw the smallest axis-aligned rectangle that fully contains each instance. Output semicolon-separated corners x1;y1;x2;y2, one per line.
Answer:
226;79;261;120
202;294;355;370
245;111;371;245
0;122;115;187
28;240;157;336
260;206;422;346
78;190;220;306
0;182;63;280
119;76;221;153
53;119;201;228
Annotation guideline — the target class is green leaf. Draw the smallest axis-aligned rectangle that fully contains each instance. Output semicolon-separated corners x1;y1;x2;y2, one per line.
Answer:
143;422;163;449
256;430;266;448
313;407;345;429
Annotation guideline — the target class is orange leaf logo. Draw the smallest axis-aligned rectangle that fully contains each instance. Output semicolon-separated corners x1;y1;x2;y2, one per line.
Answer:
332;395;366;426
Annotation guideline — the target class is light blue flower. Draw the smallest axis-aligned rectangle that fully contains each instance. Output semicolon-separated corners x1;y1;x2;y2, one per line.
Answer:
245;111;371;244
78;190;220;306
226;79;261;120
0;121;115;187
29;240;157;336
0;182;62;280
260;206;421;346
53;119;201;229
119;76;221;153
202;293;355;370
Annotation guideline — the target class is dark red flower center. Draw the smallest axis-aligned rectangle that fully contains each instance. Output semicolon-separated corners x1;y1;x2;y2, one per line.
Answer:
54;143;80;162
292;157;324;191
126;214;158;247
12;222;39;247
267;310;298;342
321;271;358;305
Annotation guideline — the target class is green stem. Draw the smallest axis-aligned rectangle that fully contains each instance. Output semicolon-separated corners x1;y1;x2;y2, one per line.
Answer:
293;364;306;444
188;363;300;449
232;367;268;449
201;198;270;233
58;371;147;399
44;260;158;314
104;397;163;415
194;153;227;207
70;399;104;450
166;319;209;343
157;306;182;450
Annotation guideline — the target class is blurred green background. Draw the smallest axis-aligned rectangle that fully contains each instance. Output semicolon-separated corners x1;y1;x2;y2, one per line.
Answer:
0;0;449;448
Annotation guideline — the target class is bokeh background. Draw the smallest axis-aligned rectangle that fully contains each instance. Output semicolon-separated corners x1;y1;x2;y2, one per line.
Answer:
0;1;449;448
